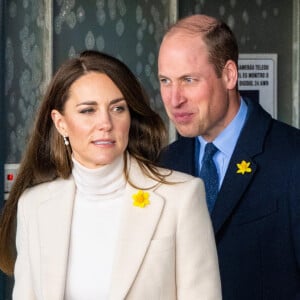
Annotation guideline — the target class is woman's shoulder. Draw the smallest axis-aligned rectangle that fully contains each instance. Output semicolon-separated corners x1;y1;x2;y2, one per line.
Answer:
19;176;74;208
153;167;206;213
157;165;202;184
24;176;69;193
130;156;203;187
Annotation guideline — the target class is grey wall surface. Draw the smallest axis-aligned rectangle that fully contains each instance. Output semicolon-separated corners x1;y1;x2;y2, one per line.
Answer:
4;0;51;163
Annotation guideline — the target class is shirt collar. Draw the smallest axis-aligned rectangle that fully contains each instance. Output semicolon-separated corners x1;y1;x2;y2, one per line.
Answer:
198;97;248;158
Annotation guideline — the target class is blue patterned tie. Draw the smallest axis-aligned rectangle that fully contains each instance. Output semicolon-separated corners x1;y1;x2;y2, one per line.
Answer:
199;143;219;213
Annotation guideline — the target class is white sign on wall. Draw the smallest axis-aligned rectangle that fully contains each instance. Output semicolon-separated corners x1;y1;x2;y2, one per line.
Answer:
238;53;277;118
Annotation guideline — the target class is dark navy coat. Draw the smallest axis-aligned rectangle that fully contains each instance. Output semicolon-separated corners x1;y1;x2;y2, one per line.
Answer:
158;99;300;300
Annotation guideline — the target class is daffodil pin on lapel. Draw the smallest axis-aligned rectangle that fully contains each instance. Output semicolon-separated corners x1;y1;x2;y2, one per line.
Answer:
132;190;150;208
236;160;252;175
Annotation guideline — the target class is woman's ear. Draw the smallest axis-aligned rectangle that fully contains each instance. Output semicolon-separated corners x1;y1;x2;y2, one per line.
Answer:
51;109;67;136
222;60;238;90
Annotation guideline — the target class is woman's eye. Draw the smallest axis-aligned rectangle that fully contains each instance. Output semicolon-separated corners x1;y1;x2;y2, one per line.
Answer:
80;108;95;114
113;105;126;113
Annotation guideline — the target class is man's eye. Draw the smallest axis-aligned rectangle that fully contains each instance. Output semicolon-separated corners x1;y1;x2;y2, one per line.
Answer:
184;77;194;83
159;78;170;85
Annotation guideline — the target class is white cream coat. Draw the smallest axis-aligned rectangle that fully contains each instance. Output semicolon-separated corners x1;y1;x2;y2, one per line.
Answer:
13;158;221;300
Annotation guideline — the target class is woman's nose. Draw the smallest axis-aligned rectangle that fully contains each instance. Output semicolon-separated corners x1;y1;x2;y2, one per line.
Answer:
97;111;113;131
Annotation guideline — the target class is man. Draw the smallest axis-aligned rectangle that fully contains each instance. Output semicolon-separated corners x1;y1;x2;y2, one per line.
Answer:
158;14;300;300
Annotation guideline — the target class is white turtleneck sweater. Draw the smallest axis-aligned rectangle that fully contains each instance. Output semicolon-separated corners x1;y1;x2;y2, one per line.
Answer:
65;156;126;300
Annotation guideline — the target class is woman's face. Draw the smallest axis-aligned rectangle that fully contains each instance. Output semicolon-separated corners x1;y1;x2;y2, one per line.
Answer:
52;72;131;169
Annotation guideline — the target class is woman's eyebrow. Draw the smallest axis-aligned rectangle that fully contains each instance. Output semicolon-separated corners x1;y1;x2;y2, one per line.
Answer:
75;98;126;107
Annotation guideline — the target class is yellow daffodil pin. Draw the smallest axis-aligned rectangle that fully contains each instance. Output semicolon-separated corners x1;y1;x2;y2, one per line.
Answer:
236;160;252;175
132;190;150;208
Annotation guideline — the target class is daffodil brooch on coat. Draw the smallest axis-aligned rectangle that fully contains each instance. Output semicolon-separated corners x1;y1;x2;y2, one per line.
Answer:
236;160;252;175
132;190;150;208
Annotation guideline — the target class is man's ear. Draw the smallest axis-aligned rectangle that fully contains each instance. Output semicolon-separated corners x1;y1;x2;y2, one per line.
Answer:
222;60;238;90
51;109;67;136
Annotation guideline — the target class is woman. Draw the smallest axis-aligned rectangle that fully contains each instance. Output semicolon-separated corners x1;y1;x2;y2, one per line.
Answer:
0;50;221;299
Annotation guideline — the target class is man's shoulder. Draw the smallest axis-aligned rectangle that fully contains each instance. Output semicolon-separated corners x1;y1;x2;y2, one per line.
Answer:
272;118;300;135
163;136;194;152
158;136;194;161
157;136;195;174
269;119;300;154
241;99;300;148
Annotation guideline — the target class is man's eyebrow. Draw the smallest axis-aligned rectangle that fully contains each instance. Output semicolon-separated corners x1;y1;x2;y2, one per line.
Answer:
158;73;198;79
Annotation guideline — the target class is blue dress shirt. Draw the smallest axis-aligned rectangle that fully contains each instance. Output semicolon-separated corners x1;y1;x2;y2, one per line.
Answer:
196;98;248;189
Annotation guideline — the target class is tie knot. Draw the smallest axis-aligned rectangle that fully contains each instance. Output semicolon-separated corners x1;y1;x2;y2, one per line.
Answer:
203;143;218;161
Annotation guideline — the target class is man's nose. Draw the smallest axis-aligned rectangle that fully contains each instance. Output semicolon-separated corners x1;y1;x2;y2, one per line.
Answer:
169;85;185;107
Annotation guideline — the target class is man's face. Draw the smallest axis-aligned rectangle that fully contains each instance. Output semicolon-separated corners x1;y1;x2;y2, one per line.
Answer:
158;33;238;142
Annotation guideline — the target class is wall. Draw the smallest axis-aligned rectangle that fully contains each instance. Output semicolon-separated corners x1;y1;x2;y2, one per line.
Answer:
4;0;51;163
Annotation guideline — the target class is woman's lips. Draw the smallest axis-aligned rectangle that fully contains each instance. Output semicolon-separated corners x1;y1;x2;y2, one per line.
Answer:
93;140;115;145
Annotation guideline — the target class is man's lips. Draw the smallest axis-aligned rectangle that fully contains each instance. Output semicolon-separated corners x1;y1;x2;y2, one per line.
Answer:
173;112;193;123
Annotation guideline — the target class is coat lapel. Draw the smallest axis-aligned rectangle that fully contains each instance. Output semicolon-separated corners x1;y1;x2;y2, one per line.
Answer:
38;177;75;300
109;160;164;299
211;149;257;233
211;98;272;235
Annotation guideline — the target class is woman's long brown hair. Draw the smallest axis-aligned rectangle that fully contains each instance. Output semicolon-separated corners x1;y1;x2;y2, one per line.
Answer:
0;50;167;275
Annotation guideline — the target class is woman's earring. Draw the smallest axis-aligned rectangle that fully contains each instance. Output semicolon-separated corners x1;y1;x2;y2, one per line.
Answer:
63;136;69;146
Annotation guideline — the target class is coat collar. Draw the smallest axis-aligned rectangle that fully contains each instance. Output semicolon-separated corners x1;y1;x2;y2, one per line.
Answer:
37;158;164;300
